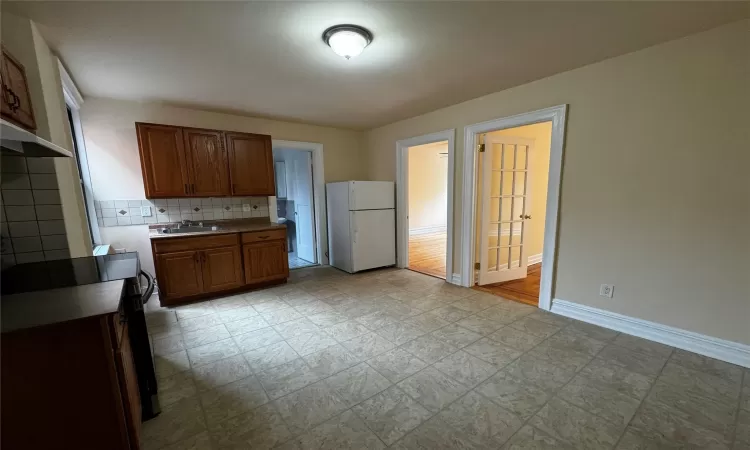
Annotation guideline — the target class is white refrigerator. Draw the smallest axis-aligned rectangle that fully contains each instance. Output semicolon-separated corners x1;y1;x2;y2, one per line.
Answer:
327;181;396;273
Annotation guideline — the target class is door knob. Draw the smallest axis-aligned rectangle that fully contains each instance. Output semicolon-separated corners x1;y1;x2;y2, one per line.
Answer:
519;214;532;219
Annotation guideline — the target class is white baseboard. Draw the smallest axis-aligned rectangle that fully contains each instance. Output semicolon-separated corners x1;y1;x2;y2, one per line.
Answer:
528;253;543;265
551;299;750;368
450;273;462;285
409;225;447;235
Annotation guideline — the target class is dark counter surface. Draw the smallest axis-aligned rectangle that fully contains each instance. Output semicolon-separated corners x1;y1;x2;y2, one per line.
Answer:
1;280;125;333
149;218;286;240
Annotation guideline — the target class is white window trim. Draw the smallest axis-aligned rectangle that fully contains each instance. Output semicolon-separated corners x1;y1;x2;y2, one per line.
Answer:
58;59;101;246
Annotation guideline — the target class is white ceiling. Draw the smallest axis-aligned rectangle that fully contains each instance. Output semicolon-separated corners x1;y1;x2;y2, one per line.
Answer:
5;2;747;130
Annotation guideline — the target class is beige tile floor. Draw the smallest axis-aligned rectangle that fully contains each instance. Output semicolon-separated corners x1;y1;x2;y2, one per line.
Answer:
143;266;750;450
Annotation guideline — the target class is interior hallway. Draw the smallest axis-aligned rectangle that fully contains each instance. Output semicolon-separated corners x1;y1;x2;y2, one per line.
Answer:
473;263;541;307
408;231;447;279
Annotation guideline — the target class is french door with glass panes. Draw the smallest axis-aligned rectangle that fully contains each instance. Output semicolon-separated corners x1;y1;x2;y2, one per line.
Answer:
478;136;534;285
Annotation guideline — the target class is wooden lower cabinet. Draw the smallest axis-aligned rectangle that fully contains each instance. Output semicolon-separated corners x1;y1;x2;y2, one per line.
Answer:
1;314;141;449
202;246;244;293
243;240;289;284
156;250;204;298
115;323;142;448
153;231;288;304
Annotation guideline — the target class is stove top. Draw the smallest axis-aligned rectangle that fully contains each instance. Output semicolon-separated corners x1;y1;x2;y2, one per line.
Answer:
1;252;141;295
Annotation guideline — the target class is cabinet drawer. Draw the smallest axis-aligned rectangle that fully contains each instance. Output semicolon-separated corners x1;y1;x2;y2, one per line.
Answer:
241;229;286;244
153;233;239;253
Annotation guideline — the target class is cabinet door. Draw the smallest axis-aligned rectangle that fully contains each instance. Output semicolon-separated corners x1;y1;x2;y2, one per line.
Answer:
136;123;191;198
114;322;142;449
226;132;275;196
243;241;289;284
201;246;244;293
156;250;204;298
1;47;36;131
183;128;230;197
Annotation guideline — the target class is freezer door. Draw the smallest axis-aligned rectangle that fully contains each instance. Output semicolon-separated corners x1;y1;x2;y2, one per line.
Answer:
349;181;394;211
351;209;396;272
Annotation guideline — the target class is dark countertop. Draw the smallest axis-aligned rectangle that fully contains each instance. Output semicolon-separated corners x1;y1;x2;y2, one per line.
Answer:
149;218;286;240
1;280;125;333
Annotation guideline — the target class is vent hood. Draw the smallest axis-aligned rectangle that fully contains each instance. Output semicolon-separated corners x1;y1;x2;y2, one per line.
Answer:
1;119;72;158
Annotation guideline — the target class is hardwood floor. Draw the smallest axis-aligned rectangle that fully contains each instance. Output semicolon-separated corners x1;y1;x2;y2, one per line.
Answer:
473;263;541;306
408;231;446;279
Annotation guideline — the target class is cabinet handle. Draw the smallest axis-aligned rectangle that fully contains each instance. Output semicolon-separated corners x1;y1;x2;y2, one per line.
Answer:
184;184;189;195
191;184;196;195
257;235;269;240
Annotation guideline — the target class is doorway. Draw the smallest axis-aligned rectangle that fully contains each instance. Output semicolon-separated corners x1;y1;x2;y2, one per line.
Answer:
271;142;325;270
474;124;552;306
460;105;567;311
396;129;456;282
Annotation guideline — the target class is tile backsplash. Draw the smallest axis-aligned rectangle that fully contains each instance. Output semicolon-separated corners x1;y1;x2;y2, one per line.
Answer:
1;155;69;268
95;197;269;227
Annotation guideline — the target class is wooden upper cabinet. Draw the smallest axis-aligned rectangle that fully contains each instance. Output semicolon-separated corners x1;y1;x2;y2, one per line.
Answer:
183;128;230;197
226;132;275;196
1;46;36;131
156;250;204;298
136;123;190;198
201;246;244;293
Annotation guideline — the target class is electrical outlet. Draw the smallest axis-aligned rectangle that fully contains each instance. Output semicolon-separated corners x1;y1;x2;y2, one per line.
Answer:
242;203;252;212
141;206;152;217
599;284;614;298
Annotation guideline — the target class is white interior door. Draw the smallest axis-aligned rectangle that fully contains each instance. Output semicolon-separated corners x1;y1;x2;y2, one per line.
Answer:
294;152;316;263
478;136;534;285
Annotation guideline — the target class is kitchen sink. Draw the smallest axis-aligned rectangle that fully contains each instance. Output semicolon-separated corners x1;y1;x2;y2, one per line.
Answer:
159;226;219;234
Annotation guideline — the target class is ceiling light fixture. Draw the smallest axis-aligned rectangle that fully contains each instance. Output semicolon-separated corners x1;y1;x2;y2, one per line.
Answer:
322;25;373;60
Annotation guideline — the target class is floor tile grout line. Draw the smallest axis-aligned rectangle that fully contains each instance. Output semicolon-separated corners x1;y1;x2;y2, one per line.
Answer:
610;345;674;449
729;368;746;448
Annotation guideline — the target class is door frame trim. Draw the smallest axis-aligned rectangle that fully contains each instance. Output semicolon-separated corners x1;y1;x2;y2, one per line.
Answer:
460;105;568;311
396;129;456;283
271;140;328;266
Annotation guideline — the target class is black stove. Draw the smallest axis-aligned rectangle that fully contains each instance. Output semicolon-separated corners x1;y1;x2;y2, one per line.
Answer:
1;252;141;295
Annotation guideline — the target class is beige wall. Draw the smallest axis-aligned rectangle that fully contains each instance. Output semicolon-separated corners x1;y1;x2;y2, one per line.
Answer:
408;141;448;231
79;98;365;274
366;20;750;344
80;98;365;199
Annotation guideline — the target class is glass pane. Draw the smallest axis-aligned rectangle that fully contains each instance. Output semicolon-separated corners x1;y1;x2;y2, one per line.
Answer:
491;144;504;170
516;172;527;195
517;145;528;170
488;248;499;271
502;171;515;194
499;197;512;222
503;144;515;169
491;170;502;196
499;246;510;269
487;223;499;244
509;221;516;246
513;196;525;221
510;246;521;269
489;198;501;223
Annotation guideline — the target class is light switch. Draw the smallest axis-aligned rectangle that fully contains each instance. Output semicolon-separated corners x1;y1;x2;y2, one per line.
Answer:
141;206;153;217
242;204;252;212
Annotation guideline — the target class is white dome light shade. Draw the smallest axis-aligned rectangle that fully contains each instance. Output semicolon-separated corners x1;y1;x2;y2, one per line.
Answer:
323;25;373;60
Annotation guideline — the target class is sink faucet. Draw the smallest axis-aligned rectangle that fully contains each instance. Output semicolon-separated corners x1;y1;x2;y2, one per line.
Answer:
181;219;194;226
